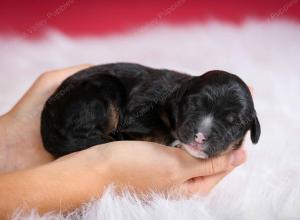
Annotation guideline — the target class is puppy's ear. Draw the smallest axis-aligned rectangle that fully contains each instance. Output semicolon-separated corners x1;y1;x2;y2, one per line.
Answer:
250;114;261;144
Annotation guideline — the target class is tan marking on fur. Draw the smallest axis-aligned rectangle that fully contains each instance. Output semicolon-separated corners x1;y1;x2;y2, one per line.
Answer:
108;103;119;131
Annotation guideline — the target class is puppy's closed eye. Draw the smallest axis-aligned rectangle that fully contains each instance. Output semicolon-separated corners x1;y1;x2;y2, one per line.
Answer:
225;114;235;123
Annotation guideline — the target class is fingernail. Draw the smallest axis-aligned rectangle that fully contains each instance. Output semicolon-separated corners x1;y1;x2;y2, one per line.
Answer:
230;149;245;166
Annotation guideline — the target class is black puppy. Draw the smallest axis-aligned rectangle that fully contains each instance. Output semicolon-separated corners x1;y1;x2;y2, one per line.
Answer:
41;63;260;158
167;71;260;158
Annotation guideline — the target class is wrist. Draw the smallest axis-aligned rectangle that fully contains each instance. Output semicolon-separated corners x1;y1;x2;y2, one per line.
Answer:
0;113;54;173
0;114;12;171
87;146;113;189
47;150;112;207
55;146;113;192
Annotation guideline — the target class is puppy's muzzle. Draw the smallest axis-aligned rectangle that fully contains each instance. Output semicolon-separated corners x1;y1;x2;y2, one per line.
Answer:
172;132;209;159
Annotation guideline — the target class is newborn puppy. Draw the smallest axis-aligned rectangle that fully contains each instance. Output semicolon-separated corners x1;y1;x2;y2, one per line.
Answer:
41;63;260;158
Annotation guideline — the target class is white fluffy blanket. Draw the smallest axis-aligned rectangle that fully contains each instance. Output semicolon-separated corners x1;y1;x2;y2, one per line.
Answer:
1;20;300;220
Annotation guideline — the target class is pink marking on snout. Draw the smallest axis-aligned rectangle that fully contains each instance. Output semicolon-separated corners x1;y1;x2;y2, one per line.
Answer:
195;132;206;144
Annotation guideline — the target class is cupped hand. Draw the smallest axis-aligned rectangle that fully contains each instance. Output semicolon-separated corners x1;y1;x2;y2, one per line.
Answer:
56;140;246;197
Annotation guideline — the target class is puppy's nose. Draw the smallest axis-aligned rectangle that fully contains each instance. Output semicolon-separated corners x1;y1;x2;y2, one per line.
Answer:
195;132;206;144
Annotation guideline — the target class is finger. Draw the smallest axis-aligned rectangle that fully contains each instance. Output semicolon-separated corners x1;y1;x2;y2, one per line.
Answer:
47;64;93;80
178;147;246;178
180;169;232;197
38;64;93;87
196;169;232;194
10;64;93;117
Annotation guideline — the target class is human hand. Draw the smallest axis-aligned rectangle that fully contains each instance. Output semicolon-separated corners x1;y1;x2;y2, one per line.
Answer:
0;64;92;171
60;140;246;197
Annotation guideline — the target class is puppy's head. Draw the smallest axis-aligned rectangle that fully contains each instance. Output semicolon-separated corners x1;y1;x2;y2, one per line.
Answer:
172;70;260;158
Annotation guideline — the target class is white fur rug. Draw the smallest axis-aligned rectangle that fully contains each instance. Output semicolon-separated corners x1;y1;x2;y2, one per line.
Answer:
1;20;300;220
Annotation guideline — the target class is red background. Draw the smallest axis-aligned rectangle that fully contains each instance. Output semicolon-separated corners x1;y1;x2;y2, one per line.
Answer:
0;0;300;38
